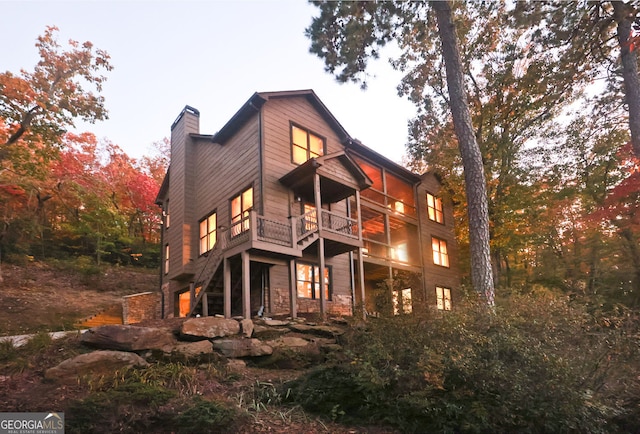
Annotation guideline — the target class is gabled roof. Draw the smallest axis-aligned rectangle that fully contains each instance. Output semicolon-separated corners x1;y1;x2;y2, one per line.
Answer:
211;89;420;183
279;151;373;203
212;89;350;145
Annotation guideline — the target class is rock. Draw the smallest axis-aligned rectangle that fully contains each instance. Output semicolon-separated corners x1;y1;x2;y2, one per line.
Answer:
45;350;149;383
167;340;214;358
267;336;309;349
80;325;176;351
289;324;344;338
240;319;254;338
262;319;290;327
226;359;247;372
181;317;240;339
212;338;273;358
253;324;290;339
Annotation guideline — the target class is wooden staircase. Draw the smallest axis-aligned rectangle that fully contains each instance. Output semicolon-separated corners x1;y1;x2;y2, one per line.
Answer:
75;303;123;328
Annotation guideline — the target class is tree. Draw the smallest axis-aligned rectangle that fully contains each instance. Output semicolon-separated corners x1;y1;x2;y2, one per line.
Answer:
513;1;640;158
429;1;494;304
0;26;112;162
307;2;508;304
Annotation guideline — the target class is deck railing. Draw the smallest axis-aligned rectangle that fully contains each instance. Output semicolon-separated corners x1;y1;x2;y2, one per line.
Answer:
320;209;359;239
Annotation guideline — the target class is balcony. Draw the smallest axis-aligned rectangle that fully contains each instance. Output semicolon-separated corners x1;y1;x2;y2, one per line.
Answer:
217;210;361;259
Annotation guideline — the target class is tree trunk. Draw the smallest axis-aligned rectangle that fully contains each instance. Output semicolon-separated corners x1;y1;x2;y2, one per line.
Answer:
613;1;640;158
432;0;495;305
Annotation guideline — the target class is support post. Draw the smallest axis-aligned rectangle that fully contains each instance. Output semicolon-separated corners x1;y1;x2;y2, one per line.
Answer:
289;258;297;319
242;251;251;319
314;173;326;319
224;257;231;318
357;247;366;320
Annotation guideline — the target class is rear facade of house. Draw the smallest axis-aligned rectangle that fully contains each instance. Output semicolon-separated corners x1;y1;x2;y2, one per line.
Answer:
155;90;459;319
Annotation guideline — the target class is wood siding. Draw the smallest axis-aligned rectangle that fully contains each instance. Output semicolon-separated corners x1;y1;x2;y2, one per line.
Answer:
417;172;460;308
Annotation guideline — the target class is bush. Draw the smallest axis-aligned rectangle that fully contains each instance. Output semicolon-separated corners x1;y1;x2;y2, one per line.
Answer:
286;293;638;433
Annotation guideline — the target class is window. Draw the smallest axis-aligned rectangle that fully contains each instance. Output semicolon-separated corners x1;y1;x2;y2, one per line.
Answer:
199;212;217;255
164;200;170;228
436;286;452;311
427;193;444;224
164;244;169;275
432;237;449;267
231;187;253;236
393;288;413;315
291;125;324;164
296;262;331;300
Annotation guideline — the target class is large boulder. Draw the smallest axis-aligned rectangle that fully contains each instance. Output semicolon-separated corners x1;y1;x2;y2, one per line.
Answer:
181;317;240;340
166;340;215;359
289;323;344;338
80;325;176;351
45;350;149;383
212;338;273;358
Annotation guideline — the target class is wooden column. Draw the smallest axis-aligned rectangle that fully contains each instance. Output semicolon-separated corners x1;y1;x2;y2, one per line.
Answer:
357;247;366;320
202;293;208;317
289;258;297;319
189;281;196;314
314;173;326;318
223;257;231;318
241;251;251;319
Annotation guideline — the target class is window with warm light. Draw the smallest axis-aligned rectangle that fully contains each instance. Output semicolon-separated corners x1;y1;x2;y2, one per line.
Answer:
393;288;413;315
291;124;325;164
231;187;253;236
432;237;449;267
296;262;331;300
427;193;444;224
164;200;170;229
436;286;452;310
199;212;217;255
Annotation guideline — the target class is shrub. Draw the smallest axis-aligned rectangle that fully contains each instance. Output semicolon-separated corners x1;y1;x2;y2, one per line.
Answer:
286;293;636;433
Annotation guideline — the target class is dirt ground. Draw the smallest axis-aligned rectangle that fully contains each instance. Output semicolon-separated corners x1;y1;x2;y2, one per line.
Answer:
0;261;159;336
0;261;398;433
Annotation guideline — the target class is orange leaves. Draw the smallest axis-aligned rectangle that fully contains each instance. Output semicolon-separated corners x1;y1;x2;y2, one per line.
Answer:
0;26;112;150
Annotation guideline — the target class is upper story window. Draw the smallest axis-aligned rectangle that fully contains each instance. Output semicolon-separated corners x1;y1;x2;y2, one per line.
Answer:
291;124;325;164
432;237;449;267
164;200;170;229
352;155;416;217
231;186;253;236
436;286;452;311
199;212;217;255
427;193;444;224
296;261;331;300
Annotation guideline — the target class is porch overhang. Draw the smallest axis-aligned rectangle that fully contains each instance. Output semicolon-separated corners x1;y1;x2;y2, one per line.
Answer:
279;152;373;203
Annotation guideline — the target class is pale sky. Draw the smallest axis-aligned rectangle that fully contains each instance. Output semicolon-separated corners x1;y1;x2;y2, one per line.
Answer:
1;0;416;163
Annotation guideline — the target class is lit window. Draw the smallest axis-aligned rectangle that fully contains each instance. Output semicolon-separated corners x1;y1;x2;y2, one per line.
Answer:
199;212;217;255
164;244;170;275
292;125;325;164
296;262;331;300
436;286;452;311
231;187;253;236
164;200;170;228
393;288;413;315
432;237;449;267
427;193;444;224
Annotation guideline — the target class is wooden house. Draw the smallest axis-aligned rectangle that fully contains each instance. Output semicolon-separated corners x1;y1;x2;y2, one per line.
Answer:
155;90;459;319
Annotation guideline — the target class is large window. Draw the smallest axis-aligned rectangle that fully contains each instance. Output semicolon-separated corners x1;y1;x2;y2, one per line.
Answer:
432;237;449;267
427;193;444;224
296;262;331;300
436;286;452;311
291;125;325;164
231;187;253;236
352;155;416;217
199;212;217;255
164;200;170;229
